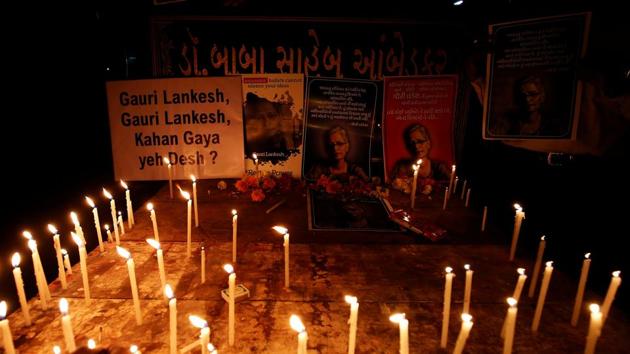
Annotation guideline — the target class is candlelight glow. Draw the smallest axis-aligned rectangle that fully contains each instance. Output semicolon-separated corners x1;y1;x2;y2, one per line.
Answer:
585;253;591;259
416;159;423;166
232;209;237;216
207;343;217;353
191;175;196;182
189;315;208;328
22;231;33;240
104;224;110;231
589;304;600;313
612;271;621;277
11;252;21;267
85;196;95;208
253;153;258;160
389;313;406;323
507;297;517;307
464;264;470;270
513;203;522;211
61;249;68;256
164;284;174;299
541;235;546;241
130;345;139;353
290;315;305;332
146;238;161;250
412;164;419;171
344;295;358;305
163;157;171;165
0;301;7;318
71;232;83;247
179;189;191;200
48;224;58;234
546;261;553;267
103;188;113;200
272;225;288;235
517;268;525;275
223;264;234;274
445;266;453;273
118;211;122;216
70;212;80;225
59;298;69;314
146;203;154;211
116;246;131;259
461;313;473;322
87;339;96;349
452;165;456;171
120;180;129;190
28;239;37;251
53;345;61;354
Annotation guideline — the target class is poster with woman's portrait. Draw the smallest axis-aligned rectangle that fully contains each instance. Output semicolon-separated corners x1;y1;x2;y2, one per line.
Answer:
382;76;457;190
483;13;591;140
242;74;304;177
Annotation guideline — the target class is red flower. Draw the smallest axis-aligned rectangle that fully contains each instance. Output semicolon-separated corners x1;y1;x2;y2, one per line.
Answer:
262;177;277;191
325;180;343;194
245;176;259;188
235;180;248;193
251;189;266;202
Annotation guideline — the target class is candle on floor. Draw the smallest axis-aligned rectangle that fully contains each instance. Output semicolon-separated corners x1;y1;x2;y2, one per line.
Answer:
47;224;68;289
62;249;72;275
164;285;177;354
120;180;134;228
70;211;86;244
465;188;471;207
442;187;449;210
503;298;518;354
118;211;126;235
0;301;16;354
11;253;31;325
232;209;238;263
531;261;553;332
117;246;142;325
389;313;409;354
201;244;206;284
146;203;160;242
59;298;76;352
104;224;114;243
23;231;51;307
180;189;192;258
103;188;120;244
460;179;467;200
502;268;527;338
191;175;199;227
85;197;105;252
71;232;91;301
481;206;488;231
601;271;622;324
273;226;290;288
345;295;359;354
147;238;167;289
224;264;236;346
448;165;456;196
130;344;141;354
290;315;308;354
411;160;421;209
571;253;592;326
463;264;473;314
253;153;259;175
189;315;209;354
453;313;473;354
584;304;603;354
164;157;174;199
528;235;546;298
441;266;454;348
509;203;525;261
453;177;459;196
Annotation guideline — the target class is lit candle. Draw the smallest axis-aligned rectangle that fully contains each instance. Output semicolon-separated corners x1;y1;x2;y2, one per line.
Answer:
571;253;592;326
147;238;166;290
53;345;61;354
345;295;359;354
503;298;518;354
410;161;420;209
11;253;31;325
146;203;160;242
453;177;459;196
118;211;126;235
0;301;16;354
164;285;177;354
180;189;192;258
389;313;408;354
448;165;456;196
191;175;199;228
441;266;454;348
207;343;218;354
460;180;467;200
87;339;96;349
509;203;525;261
201;244;206;284
164;157;173;199
584;304;603;354
601;270;622;324
290;315;308;354
273;226;290;288
232;209;238;263
103;188;120;244
130;344;141;354
72;232;91;301
501;268;527;338
85;197;105;252
104;224;114;243
70;211;86;245
189;315;210;354
453;313;473;354
62;249;72;275
23;231;51;307
117;246;142;325
224;264;236;346
463;264;473;314
531;261;553;332
481;206;488;232
121;180;134;228
442;187;449;211
59;298;76;352
47;224;68;289
528;235;546;298
253;153;259;176
465;188;471;207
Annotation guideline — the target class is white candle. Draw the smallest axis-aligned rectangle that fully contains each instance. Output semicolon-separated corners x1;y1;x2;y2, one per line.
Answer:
164;157;174;199
585;304;603;354
147;203;160;242
121;180;134;228
571;253;592;326
601;270;622;324
465;188;471;207
0;301;16;354
165;285;177;354
118;211;126;235
463;264;473;314
531;261;553;332
117;246;142;325
207;343;218;354
448;165;456;196
47;224;68;289
232;209;238;263
72;232;91;301
191;175;199;228
70;211;86;245
85;197;105;252
441;267;454;348
147;239;166;289
453;177;459;196
502;268;527;337
460;180;467;200
389;313;408;354
442;187;449;210
253;153;259;176
481;206;488;231
103;188;120;244
503;298;518;354
290;315;308;354
59;298;76;352
189;316;209;354
180;189;193;258
411;161;420;209
453;313;473;354
224;264;236;346
62;249;72;275
528;235;546;298
201;245;206;284
23;232;51;307
509;204;525;261
273;226;290;288
11;253;32;325
345;295;359;354
104;224;114;243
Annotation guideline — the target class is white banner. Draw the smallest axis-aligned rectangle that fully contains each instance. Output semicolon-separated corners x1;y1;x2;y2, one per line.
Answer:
106;77;244;180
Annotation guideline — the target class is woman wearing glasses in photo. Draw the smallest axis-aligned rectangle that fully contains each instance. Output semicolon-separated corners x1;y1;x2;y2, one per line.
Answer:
306;125;368;181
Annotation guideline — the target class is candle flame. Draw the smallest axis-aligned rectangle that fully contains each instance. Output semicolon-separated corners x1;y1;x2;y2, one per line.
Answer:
47;224;58;234
53;345;61;354
461;313;473;322
146;238;161;250
163;157;171;165
452;165;456;171
517;268;525;275
253;153;258;160
116;246;131;259
22;230;33;240
104;224;110;231
207;343;217;353
232;209;237;216
118;210;122;216
179;189;191;200
189;315;208;328
589;304;600;313
412;164;419;171
70;212;80;225
59;298;69;314
0;301;7;319
272;225;288;235
416;159;423;166
513;203;522;211
120;180;129;190
541;235;546;241
464;264;470;270
191;174;196;182
223;263;234;274
85;196;95;208
585;253;591;259
290;315;305;332
11;252;21;267
61;249;68;255
344;295;358;304
71;232;83;247
164;284;174;299
103;188;113;200
130;345;139;353
612;271;621;277
87;339;96;349
389;313;406;323
146;202;154;211
28;239;37;251
507;297;517;307
546;261;553;267
445;266;453;273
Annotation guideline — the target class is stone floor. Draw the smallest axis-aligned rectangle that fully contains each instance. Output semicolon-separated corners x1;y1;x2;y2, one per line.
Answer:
4;180;629;353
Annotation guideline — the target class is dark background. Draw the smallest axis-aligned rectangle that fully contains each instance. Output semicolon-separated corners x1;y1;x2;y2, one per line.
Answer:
1;0;628;318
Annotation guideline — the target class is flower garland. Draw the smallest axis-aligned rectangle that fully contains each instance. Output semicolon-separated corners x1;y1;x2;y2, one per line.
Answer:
234;173;298;202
